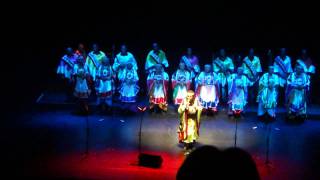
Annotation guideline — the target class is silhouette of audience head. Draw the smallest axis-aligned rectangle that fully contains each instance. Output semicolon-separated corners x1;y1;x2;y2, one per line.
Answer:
177;146;222;180
177;145;260;180
223;148;260;180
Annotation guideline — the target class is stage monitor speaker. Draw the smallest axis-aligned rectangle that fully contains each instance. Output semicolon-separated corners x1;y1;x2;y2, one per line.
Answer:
138;153;163;168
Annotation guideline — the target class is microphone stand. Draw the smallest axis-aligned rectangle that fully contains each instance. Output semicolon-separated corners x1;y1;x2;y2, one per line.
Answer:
234;115;238;147
137;106;147;154
264;117;275;172
81;103;90;160
265;122;271;165
233;110;241;148
85;114;89;156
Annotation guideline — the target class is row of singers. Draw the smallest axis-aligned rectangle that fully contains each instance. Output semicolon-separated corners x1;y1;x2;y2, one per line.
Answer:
57;43;315;119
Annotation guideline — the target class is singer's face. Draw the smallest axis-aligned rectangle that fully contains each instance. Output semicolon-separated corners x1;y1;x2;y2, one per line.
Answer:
121;45;127;54
280;48;286;57
220;49;226;57
204;66;211;73
93;44;99;52
186;94;194;101
78;44;84;50
187;48;192;55
268;67;274;74
249;49;254;57
153;43;159;51
66;47;73;55
301;49;307;55
179;63;185;70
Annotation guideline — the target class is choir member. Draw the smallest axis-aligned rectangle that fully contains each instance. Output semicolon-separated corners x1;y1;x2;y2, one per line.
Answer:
73;56;91;114
213;49;234;102
241;48;262;103
145;42;169;74
86;43;107;81
180;48;200;80
227;67;252;116
286;65;310;120
196;64;220;113
118;63;139;103
172;62;191;105
147;64;169;112
57;47;78;100
257;66;281;120
96;57;115;112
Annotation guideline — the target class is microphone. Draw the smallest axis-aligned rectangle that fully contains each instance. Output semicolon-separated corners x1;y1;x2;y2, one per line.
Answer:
138;106;147;112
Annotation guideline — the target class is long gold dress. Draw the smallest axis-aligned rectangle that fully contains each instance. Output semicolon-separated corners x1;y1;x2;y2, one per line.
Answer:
178;97;202;143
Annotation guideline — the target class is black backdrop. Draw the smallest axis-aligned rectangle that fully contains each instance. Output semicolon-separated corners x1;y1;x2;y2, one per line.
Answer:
3;1;320;108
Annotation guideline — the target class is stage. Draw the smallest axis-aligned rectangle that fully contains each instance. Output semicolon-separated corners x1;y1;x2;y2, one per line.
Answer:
1;91;319;180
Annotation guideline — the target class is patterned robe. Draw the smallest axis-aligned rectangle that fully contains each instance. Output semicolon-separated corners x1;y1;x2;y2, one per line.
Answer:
228;74;252;112
113;52;138;79
296;59;316;77
145;50;169;74
257;73;281;117
213;57;234;100
273;56;293;86
118;68;139;103
73;64;90;98
147;71;169;110
286;72;310;115
96;65;114;105
180;55;200;79
85;51;107;81
172;69;191;105
57;54;78;79
241;56;262;83
196;72;220;109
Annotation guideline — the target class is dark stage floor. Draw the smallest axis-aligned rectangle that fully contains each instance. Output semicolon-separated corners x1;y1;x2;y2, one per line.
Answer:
2;92;320;180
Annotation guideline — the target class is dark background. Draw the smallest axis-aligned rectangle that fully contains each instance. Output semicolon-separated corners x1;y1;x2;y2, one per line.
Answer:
2;0;319;109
